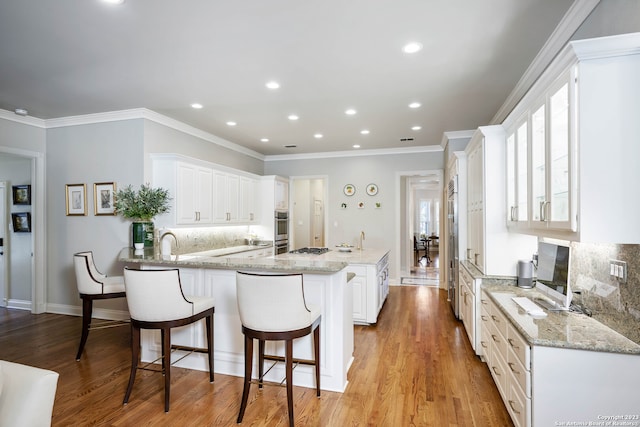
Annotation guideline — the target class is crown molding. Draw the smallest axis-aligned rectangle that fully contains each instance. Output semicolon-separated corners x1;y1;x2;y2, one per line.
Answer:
264;144;443;162
491;0;601;125
0;109;46;128
440;130;475;149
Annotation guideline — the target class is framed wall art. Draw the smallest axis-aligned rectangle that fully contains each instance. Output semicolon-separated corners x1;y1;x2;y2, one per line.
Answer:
66;184;87;216
11;212;31;232
94;182;116;215
12;185;31;205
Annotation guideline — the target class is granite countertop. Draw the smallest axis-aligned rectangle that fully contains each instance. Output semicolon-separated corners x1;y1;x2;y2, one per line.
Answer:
483;284;640;355
277;248;390;265
118;247;347;274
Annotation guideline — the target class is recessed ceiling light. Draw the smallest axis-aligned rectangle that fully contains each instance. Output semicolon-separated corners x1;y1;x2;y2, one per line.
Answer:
314;133;323;139
409;102;421;109
411;126;422;131
226;121;237;126
191;103;203;109
265;81;280;89
345;109;357;116
402;42;423;54
14;108;28;116
360;130;370;135
288;115;299;121
102;0;125;4
353;144;361;149
260;138;269;142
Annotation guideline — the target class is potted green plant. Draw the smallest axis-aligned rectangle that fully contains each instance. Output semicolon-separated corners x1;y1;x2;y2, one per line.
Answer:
114;183;171;249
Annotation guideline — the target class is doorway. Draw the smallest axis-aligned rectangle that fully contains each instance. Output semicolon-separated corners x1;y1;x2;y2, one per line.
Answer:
396;170;443;286
290;176;327;250
0;148;44;313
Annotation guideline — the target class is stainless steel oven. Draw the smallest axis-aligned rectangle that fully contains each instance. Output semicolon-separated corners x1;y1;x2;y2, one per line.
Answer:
274;240;289;255
274;211;289;241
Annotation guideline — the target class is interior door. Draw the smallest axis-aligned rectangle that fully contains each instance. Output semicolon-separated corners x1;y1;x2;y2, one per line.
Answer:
0;182;7;307
312;199;324;247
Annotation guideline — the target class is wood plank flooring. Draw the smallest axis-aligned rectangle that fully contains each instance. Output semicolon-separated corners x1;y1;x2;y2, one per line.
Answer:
0;286;512;426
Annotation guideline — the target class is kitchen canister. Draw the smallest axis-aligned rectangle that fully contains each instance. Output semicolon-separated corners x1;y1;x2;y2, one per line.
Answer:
517;260;534;289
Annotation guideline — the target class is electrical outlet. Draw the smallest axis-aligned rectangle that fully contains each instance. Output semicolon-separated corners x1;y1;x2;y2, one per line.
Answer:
609;259;627;283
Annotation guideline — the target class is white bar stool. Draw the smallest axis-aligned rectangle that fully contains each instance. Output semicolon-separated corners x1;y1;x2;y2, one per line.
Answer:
236;271;321;427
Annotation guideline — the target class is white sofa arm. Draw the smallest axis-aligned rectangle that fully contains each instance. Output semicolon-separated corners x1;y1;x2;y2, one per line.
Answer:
0;360;59;427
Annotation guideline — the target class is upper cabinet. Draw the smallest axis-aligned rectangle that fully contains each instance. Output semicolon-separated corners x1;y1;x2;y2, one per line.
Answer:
503;32;640;243
465;126;536;276
151;154;259;228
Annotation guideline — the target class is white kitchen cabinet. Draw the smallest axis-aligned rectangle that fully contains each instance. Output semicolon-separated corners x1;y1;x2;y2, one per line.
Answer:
175;162;213;225
459;263;483;357
465;127;536;276
502;33;640;243
349;251;389;325
482;290;640;427
151;154;260;228
506;117;529;230
275;179;289;211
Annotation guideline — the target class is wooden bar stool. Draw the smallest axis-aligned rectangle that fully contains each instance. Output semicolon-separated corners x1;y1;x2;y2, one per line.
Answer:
122;268;215;412
73;251;127;361
235;271;321;427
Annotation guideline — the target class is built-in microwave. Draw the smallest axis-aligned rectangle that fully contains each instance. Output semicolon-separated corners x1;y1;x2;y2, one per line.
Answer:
274;211;289;242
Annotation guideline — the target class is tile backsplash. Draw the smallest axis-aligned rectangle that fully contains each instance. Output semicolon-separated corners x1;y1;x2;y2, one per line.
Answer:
570;242;640;345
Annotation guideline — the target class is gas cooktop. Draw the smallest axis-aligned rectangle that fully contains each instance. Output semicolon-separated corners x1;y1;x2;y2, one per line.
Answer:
289;247;330;255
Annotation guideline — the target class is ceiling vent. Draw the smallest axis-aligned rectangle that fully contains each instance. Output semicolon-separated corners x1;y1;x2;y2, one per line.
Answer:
284;145;297;148
400;137;414;142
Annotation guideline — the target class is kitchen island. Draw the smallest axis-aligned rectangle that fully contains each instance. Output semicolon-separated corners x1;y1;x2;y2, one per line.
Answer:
276;248;391;324
118;247;353;392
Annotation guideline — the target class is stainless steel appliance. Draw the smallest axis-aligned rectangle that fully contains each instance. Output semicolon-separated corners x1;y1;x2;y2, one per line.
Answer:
274;240;289;255
274;211;289;255
447;176;459;318
274;211;289;241
289;247;329;254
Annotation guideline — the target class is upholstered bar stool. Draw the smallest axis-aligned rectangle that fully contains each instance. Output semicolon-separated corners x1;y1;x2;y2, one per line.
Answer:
73;251;127;361
236;271;321;427
122;268;215;412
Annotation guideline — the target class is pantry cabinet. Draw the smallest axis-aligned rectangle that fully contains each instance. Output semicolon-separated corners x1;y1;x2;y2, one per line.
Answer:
502;32;640;242
176;162;213;224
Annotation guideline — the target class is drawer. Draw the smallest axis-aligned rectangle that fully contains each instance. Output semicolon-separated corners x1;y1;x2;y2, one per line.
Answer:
489;344;508;399
507;380;530;427
489;323;507;362
507;323;530;370
347;265;368;276
460;266;473;289
489;303;508;339
507;348;531;398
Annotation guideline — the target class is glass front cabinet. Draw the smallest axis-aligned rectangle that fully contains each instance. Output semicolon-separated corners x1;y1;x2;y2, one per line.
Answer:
504;33;640;243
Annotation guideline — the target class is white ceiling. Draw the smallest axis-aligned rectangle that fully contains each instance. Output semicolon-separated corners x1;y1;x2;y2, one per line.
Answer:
0;0;575;156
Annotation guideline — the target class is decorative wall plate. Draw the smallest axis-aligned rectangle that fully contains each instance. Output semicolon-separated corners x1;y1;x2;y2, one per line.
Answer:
343;184;355;196
366;183;378;196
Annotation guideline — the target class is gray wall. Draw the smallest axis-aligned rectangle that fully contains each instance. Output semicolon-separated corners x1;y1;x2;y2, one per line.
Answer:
574;0;640;40
265;150;444;277
46;119;144;311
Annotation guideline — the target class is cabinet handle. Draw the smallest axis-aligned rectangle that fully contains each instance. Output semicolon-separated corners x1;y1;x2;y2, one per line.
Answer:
480;315;488;321
481;299;488;305
491;366;501;376
480;341;488;348
491;334;499;343
507;362;520;375
195;211;200;221
491;315;499;323
508;400;521;415
250;213;254;221
507;338;519;350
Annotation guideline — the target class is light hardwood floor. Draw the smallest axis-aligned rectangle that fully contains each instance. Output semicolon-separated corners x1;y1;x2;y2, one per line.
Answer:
0;286;512;426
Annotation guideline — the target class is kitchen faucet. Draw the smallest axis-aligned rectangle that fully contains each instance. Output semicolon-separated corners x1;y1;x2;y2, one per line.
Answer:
159;231;179;257
358;231;365;251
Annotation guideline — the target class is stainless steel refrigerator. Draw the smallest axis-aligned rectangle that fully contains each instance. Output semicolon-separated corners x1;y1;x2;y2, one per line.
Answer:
447;176;459;318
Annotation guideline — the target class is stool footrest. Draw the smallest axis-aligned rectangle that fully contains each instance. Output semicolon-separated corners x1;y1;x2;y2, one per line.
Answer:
263;354;316;366
170;344;209;354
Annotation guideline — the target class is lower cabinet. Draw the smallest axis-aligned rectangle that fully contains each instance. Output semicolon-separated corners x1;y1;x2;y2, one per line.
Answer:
481;290;640;426
482;290;531;427
349;252;389;324
460;263;483;357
